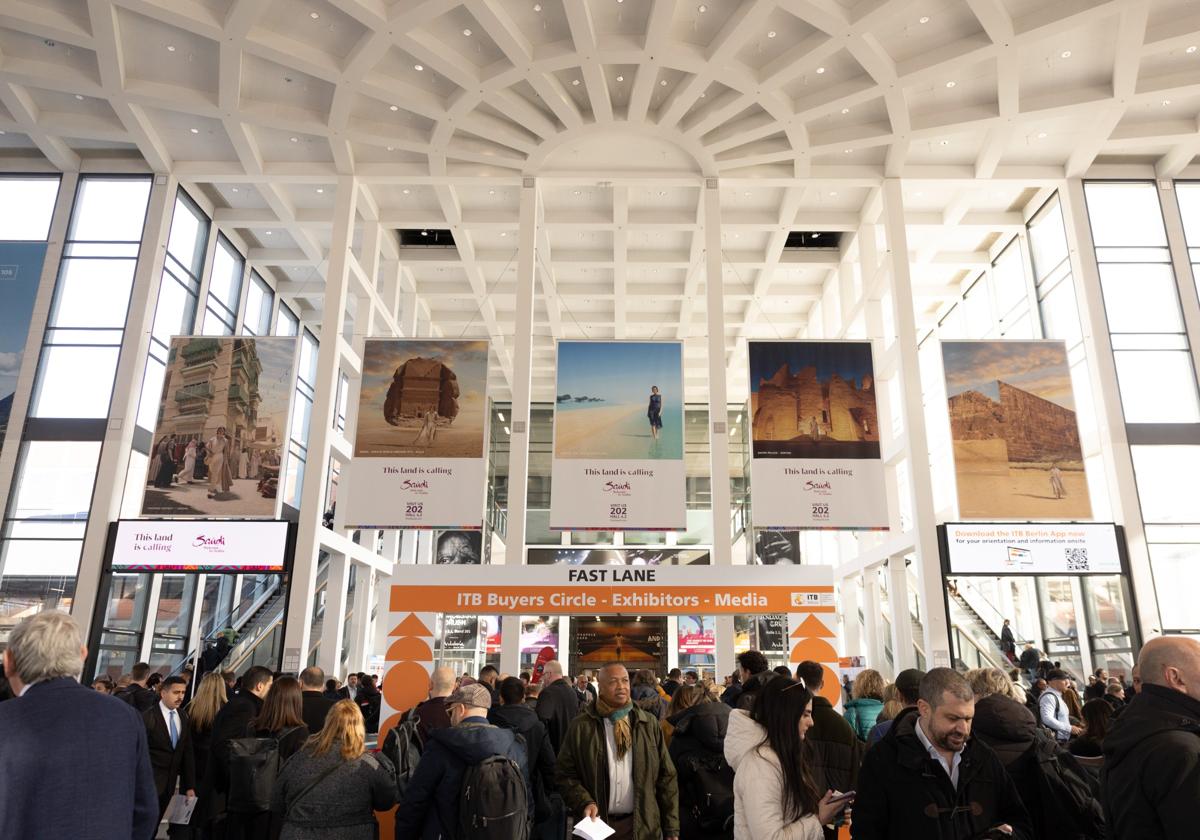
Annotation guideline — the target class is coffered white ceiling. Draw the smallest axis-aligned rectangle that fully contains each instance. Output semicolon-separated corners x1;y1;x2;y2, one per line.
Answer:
1;0;1198;401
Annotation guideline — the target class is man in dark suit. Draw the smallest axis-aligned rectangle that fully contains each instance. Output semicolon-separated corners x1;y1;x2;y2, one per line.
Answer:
143;675;197;824
0;610;158;839
299;665;335;734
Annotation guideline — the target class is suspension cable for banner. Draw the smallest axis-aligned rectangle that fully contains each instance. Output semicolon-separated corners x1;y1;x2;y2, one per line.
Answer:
535;249;591;339
457;247;518;339
721;248;785;340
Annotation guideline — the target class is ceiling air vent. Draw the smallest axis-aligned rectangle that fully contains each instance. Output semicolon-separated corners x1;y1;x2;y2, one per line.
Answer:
784;231;841;249
397;228;456;247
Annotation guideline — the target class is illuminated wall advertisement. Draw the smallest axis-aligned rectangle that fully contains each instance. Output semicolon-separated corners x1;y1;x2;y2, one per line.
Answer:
748;341;887;530
343;339;489;529
678;615;715;654
0;242;48;458
110;519;289;572
941;522;1123;576
141;337;298;519
549;341;686;531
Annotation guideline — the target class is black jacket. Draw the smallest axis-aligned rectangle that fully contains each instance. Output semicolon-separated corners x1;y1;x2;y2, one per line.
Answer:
536;677;582;754
301;690;336;734
414;694;451;744
734;671;774;711
206;689;264;793
720;681;742;707
806;694;863;794
118;683;158;713
1102;683;1200;840
393;718;533;840
1019;648;1041;672
668;700;730;840
142;705;197;806
850;707;1032;840
490;702;556;817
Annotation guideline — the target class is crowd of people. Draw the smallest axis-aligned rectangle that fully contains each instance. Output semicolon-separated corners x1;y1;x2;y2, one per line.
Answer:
1;609;1198;839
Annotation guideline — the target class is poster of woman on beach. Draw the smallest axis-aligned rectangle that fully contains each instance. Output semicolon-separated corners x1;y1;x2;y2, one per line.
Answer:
552;341;684;460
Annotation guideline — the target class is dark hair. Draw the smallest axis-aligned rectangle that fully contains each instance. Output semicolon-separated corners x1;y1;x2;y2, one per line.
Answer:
161;675;187;691
920;668;974;708
146;673;163;689
499;676;525;705
773;665;793;678
796;660;824;691
1080;699;1112;741
299;666;325;689
519;672;531;683
668;668;682;679
749;677;820;821
255;676;305;733
737;650;768;676
633;669;656;688
242;665;274;692
1046;668;1069;682
480;665;498;679
325;678;338;693
131;662;151;681
685;671;698;680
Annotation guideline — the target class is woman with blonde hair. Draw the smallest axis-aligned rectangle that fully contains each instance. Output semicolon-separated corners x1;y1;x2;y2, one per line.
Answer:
272;699;396;839
843;668;885;740
876;681;903;723
186;672;228;833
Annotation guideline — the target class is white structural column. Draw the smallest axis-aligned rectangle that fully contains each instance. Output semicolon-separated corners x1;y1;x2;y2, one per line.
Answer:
840;576;861;664
284;175;359;663
704;179;736;680
1060;180;1162;638
862;572;884;673
879;179;951;668
504;178;539;564
887;557;914;672
73;176;176;634
318;552;351;676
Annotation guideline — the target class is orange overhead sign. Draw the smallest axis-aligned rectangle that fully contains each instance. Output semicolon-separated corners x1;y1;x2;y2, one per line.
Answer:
387;564;835;616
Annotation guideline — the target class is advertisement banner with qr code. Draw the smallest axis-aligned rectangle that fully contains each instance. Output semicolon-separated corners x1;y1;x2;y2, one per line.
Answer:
942;522;1123;575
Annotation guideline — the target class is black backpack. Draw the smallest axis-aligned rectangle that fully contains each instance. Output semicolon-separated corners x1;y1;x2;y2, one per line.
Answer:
677;752;735;835
457;754;529;840
226;725;305;813
1030;730;1106;839
381;707;424;799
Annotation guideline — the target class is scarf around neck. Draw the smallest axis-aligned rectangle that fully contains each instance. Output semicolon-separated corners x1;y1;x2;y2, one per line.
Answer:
596;696;634;759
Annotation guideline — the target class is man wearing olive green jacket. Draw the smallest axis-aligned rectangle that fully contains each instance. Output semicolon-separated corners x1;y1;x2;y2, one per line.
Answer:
555;663;679;840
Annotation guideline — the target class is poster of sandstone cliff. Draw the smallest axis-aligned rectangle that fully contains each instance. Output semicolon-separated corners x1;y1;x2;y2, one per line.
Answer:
749;341;888;530
941;341;1091;519
549;341;686;531
342;339;488;530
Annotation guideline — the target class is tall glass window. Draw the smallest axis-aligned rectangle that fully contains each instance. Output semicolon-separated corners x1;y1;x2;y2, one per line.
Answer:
1177;182;1200;306
243;271;274;336
30;177;153;418
283;329;318;509
0;176;153;630
135;190;209;433
201;235;244;336
275;301;299;337
1082;182;1199;423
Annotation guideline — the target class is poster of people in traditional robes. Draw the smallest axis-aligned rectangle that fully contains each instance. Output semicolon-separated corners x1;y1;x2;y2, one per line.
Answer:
549;341;686;531
941;340;1091;519
140;337;297;518
343;339;489;529
748;340;888;530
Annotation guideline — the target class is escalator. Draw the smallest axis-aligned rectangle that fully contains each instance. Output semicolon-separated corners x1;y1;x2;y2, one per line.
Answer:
947;585;1013;672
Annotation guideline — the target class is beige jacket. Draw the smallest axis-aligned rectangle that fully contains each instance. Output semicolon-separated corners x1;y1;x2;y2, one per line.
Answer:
724;709;823;840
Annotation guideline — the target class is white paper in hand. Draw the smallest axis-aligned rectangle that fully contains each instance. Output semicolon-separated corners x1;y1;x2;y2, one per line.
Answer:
573;816;616;840
164;793;197;825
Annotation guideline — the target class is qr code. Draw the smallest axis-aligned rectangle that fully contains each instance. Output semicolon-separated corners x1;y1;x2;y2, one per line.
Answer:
1065;547;1090;571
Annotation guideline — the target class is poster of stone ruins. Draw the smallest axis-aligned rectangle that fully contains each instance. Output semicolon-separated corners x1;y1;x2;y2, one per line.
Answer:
941;340;1091;519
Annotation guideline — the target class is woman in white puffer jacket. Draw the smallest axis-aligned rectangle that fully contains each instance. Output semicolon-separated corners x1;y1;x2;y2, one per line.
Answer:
724;676;849;840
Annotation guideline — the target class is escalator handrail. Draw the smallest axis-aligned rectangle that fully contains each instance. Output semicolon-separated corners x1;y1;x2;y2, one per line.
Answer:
164;577;281;678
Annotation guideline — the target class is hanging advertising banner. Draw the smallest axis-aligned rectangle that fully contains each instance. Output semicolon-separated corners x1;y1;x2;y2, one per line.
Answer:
343;339;489;529
940;522;1123;575
0;242;48;458
749;340;887;530
574;616;667;666
141;337;298;519
941;341;1092;519
549;340;686;531
109;519;291;573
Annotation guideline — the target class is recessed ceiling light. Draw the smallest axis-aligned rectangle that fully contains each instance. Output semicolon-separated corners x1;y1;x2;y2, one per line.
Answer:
658;190;666;196
816;66;826;74
231;187;238;192
841;108;850;114
500;232;507;237
1162;99;1172;106
315;187;324;193
843;148;853;154
616;74;624;82
265;230;273;235
0;130;5;135
698;4;707;12
813;233;821;238
488;189;495;194
74;94;84;100
463;28;472;36
660;79;668;86
572;79;580;85
290;136;298;142
414;64;423;71
1060;50;1072;59
534;3;541;11
166;45;176;52
573;190;581;195
310;11;319;20
421;230;428;236
945;80;956;88
386;146;394;151
402;188;411;194
1037;131;1047;138
390;105;399;111
699;91;706;97
190;127;199;134
939;139;949;146
1187;45;1198;54
767;31;777;38
829;191;838;197
919;16;931;24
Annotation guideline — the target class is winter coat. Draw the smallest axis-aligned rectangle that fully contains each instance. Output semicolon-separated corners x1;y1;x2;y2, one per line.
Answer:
850;707;1032;840
806;695;863;794
669;700;732;839
271;748;395;840
842;698;883;742
489;702;556;819
1102;683;1200;840
736;672;776;711
555;701;679;840
721;682;743;707
723;710;823;840
392;718;533;840
536;677;582;754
